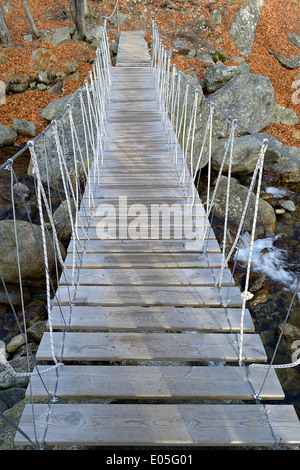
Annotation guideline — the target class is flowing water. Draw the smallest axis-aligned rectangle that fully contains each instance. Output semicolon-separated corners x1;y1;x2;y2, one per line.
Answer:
234;183;300;412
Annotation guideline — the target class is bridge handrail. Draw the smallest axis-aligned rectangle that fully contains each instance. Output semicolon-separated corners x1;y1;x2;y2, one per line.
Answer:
151;15;300;377
151;14;300;166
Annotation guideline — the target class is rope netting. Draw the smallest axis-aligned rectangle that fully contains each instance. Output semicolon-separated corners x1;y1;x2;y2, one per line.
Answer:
151;15;300;386
0;13;112;448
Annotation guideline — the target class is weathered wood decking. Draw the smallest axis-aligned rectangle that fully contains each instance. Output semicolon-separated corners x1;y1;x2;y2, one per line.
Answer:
15;31;300;448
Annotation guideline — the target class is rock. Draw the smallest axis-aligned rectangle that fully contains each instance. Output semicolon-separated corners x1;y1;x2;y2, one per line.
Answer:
204;62;250;92
48;81;63;95
53;199;76;244
269;50;300;69
3;2;12;14
197;53;215;64
23;299;46;327
279;200;296;212
86;26;103;44
184;72;275;176
275;208;285;215
174;39;188;50
27;320;46;342
0;284;31;307
0;220;66;285
249;272;267;292
184;72;203;94
0;355;32;389
187;49;196;59
72;30;81;42
0;387;25;413
211;132;283;175
0;399;26;449
37;70;50;84
36;83;47;91
65;62;78;74
12;118;36;138
109;13;128;26
9;82;29;93
207;73;275;136
51;27;71;46
6;334;25;354
32;88;93;183
0;340;8;361
288;32;300;48
13;182;30;201
271;103;299;125
211;9;222;25
23;34;33;42
248;286;269;308
71;73;80;81
265;145;300;183
0;125;18;147
190;73;275;174
40;93;74;121
228;0;265;57
32;48;46;61
205;176;276;238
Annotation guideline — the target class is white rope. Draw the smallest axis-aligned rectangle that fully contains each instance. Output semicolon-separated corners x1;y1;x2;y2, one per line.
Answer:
238;139;269;366
0;15;111;385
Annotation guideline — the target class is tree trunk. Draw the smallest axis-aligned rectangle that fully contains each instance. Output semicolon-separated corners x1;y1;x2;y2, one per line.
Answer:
0;4;12;46
68;0;88;40
21;0;40;38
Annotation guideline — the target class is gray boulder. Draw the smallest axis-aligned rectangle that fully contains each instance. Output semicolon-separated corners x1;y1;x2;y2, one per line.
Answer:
288;33;300;48
51;27;71;46
86;26;103;43
179;72;275;177
265;145;300;183
37;70;50;84
204;62;250;92
40;93;74;121
31;88;92;184
9;82;28;93
0;220;66;285
229;0;265;57
269;50;300;70
206;73;275;137
271;103;299;125
211;132;282;175
0;125;18;147
206;175;276;238
12;118;36;138
53;199;76;245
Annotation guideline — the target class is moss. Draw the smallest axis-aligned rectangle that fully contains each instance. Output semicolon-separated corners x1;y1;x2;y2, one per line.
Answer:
212;50;228;63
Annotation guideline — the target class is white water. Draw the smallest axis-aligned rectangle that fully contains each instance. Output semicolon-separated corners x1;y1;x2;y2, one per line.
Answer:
265;187;289;199
235;233;298;291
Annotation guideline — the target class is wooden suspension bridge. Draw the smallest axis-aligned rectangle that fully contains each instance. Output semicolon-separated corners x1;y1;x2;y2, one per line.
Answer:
15;30;300;448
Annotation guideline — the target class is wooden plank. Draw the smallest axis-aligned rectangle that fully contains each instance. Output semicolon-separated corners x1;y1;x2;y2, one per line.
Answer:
53;285;243;307
15;404;300;447
67;239;220;253
64;252;225;269
36;332;266;362
75;227;214;240
49;306;254;332
25;365;284;400
85;188;192;198
58;267;232;286
79;198;204;207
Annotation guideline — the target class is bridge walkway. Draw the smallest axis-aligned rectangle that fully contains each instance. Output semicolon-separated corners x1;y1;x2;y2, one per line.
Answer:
15;30;300;449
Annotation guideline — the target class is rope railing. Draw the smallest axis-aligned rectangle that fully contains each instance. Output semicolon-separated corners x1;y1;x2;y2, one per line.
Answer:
0;13;112;448
151;15;300;396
